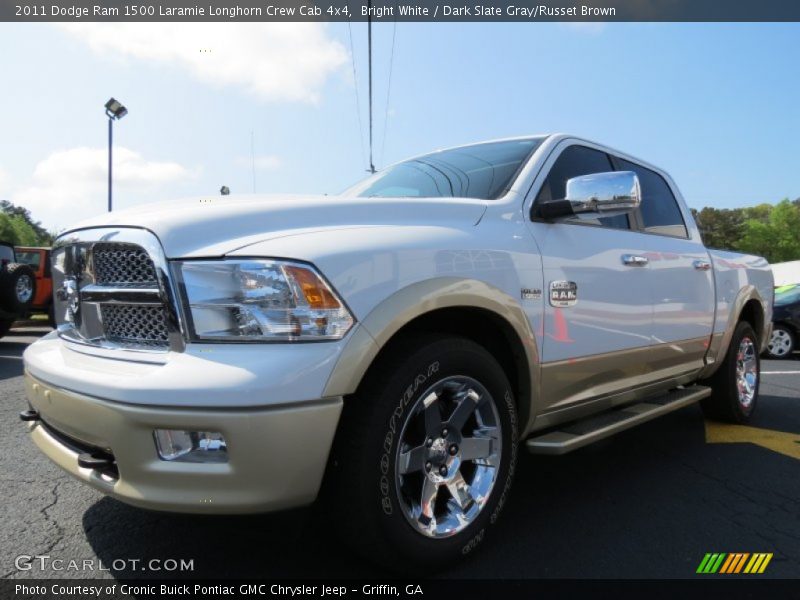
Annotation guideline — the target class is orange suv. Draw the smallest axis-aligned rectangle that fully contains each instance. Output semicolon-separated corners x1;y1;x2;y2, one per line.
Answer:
15;246;53;325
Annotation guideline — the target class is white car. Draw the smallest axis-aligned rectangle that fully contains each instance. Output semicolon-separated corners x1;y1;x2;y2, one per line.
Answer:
22;134;772;568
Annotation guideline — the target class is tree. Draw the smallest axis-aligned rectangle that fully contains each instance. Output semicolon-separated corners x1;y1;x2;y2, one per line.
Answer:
0;213;16;244
0;200;52;245
0;213;41;246
694;207;745;250
738;199;800;263
742;203;772;224
9;215;39;245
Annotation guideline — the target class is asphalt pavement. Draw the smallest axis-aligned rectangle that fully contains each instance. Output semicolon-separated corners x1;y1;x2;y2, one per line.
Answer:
1;326;798;579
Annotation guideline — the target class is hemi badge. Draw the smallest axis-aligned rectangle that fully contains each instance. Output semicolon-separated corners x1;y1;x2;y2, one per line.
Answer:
549;281;578;307
521;288;542;300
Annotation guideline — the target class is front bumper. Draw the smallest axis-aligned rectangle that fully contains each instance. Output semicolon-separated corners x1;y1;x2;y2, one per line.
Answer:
24;372;342;514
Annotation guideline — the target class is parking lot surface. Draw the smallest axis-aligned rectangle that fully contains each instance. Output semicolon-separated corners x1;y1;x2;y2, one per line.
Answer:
2;326;798;579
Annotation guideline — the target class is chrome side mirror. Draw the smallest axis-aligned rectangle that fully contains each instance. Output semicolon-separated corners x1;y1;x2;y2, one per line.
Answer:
538;171;641;220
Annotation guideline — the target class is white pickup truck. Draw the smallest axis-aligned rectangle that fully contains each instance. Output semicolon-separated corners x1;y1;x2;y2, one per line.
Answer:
22;134;772;568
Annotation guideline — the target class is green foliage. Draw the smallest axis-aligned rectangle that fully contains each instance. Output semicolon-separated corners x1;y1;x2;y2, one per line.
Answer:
693;198;800;263
0;200;52;246
694;207;745;250
9;215;39;246
738;200;800;263
0;213;16;244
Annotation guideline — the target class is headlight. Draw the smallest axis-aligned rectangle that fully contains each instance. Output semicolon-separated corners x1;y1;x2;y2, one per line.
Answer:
175;259;354;341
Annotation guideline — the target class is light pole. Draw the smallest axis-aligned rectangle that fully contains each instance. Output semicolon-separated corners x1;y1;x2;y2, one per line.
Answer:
104;98;128;212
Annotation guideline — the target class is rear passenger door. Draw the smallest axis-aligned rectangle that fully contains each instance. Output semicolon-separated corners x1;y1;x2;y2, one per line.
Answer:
613;157;715;375
526;143;655;410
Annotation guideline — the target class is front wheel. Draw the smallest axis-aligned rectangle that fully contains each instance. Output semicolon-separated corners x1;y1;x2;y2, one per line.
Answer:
766;325;794;359
326;334;518;570
701;321;760;423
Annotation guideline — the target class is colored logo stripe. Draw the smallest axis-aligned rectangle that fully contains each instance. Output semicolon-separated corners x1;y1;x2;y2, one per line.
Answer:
720;553;749;573
697;553;726;573
744;553;773;574
697;553;773;574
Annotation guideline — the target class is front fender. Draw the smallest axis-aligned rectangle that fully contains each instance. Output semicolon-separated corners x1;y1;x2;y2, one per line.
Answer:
322;277;540;426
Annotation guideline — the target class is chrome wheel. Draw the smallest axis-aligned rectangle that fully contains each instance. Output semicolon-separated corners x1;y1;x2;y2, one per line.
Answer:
768;328;793;358
395;376;501;539
16;274;33;303
735;337;758;408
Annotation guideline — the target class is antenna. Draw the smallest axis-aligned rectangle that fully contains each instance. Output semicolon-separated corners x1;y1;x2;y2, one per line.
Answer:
367;0;376;174
250;130;256;193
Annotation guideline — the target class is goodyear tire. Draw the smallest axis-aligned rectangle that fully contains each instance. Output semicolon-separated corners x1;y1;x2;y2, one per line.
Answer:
327;334;517;570
701;321;760;424
1;263;36;316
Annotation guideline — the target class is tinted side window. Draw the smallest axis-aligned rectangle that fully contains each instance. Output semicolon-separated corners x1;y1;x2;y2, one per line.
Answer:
536;145;629;230
16;251;42;269
616;158;688;238
0;245;14;263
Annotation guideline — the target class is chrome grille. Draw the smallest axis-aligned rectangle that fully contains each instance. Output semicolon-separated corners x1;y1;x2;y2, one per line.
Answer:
100;305;170;347
53;228;184;353
93;243;157;286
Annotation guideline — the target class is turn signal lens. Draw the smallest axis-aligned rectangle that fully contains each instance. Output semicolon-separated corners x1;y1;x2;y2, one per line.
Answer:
283;265;341;309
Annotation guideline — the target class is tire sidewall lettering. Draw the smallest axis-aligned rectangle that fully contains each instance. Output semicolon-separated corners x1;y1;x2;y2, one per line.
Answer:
379;361;440;516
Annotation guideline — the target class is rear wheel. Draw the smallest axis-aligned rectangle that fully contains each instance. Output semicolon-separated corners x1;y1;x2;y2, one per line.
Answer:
701;321;760;423
326;334;518;570
766;325;794;359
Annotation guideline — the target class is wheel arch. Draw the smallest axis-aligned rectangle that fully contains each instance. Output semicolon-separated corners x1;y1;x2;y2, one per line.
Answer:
738;298;766;347
701;285;769;378
323;278;539;431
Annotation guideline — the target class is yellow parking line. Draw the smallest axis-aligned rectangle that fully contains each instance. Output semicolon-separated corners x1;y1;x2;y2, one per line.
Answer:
705;422;800;461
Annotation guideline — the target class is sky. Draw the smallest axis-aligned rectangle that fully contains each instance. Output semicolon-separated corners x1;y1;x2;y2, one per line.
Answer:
0;22;798;232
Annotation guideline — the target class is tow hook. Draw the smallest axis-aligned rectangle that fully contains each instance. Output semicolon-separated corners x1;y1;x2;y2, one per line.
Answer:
19;409;40;422
77;453;115;470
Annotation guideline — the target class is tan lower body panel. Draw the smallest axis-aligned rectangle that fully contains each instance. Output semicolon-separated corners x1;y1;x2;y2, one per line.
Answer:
25;372;342;514
538;337;709;413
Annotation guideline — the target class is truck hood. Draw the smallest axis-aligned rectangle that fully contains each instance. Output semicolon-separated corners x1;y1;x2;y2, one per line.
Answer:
62;194;488;258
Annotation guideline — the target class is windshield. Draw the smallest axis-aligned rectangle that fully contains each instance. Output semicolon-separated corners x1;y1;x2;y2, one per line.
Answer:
775;286;800;306
344;138;545;200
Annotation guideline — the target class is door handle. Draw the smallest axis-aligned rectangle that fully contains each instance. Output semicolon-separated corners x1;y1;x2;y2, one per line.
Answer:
693;260;712;271
621;254;649;266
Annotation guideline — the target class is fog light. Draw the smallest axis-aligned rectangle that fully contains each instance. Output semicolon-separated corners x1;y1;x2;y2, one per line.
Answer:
154;430;228;463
